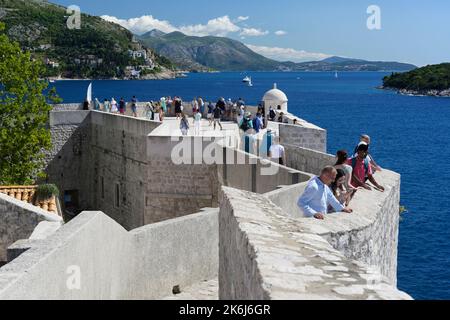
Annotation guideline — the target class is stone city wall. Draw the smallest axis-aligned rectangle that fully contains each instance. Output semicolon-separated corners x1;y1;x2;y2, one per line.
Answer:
267;146;401;284
218;147;313;194
87;111;162;230
0;193;62;263
297;170;402;285
279;122;327;153
219;186;410;300
0;209;218;300
284;144;335;175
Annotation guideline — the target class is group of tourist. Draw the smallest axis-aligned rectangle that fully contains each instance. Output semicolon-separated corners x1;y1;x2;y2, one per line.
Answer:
298;134;384;220
86;96;139;117
178;97;250;135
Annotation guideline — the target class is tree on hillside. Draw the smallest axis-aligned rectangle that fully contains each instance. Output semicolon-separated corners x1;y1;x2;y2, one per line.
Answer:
0;22;60;185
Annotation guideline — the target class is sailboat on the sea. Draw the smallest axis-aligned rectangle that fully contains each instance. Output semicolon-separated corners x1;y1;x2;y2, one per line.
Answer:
335;71;339;79
86;82;92;104
242;76;252;83
243;76;253;87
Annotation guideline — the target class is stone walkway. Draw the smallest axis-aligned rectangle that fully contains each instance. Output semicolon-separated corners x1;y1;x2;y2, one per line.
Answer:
162;279;219;300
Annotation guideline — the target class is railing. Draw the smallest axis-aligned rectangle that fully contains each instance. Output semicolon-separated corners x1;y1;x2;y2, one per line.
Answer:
0;186;59;215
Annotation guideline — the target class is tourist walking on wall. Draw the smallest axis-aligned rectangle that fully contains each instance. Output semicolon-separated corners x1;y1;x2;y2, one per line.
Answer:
269;106;276;122
237;104;245;125
103;99;110;113
348;143;384;192
253;112;264;134
119;98;126;115
110;98;118;113
94;98;101;111
198;97;205;117
145;102;154;120
298;166;353;219
216;98;226;121
167;96;173;116
193;110;202;136
175;97;183;120
131;96;138;117
192;97;199;113
239;112;253;133
160;97;167;115
213;104;223;131
268;137;286;165
207;101;214;126
180;113;190;136
153;106;161;122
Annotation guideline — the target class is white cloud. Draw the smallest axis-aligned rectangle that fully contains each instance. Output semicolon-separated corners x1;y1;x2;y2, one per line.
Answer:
275;30;287;36
100;15;177;34
240;28;269;37
100;15;270;38
246;44;332;62
179;16;240;37
236;16;249;22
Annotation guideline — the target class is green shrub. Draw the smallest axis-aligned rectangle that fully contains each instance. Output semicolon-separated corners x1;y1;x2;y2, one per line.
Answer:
36;184;60;200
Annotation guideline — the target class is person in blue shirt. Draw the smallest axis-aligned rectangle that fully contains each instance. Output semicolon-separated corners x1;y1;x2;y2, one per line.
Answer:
252;113;263;133
298;166;353;220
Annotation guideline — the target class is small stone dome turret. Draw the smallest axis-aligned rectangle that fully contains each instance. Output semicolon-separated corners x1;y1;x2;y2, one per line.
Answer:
262;83;288;113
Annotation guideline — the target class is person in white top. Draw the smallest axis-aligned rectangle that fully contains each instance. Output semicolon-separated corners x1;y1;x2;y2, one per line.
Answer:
269;137;286;165
110;98;118;113
193;110;202;136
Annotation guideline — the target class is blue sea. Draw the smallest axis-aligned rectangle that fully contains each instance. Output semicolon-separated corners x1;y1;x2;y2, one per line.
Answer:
49;72;450;300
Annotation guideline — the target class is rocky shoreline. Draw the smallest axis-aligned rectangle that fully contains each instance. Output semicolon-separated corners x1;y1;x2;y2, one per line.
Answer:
380;86;450;97
47;70;184;81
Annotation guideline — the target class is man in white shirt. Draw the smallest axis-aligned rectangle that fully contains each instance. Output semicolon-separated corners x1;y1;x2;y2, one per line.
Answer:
298;166;353;219
269;137;286;165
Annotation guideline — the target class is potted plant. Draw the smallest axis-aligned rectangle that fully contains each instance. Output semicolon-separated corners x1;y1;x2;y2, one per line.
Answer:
35;184;60;212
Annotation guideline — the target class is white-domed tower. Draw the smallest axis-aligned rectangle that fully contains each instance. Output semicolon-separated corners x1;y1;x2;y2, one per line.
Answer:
262;83;288;114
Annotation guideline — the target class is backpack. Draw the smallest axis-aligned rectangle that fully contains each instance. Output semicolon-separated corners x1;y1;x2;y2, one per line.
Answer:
269;109;276;119
351;157;370;176
240;118;252;132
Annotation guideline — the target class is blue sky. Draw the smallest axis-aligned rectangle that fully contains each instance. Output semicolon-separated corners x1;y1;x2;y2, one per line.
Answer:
52;0;450;66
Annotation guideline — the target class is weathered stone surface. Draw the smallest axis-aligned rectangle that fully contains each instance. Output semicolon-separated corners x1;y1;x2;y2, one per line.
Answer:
0;209;218;300
219;187;411;300
0;193;62;263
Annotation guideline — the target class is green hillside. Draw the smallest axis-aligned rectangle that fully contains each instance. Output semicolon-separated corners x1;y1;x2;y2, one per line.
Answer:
0;0;173;78
139;30;281;71
383;63;450;91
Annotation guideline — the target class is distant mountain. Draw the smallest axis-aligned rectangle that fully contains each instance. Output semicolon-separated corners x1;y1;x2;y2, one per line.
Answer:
285;58;417;72
138;30;282;71
0;0;175;79
139;29;417;72
382;63;450;97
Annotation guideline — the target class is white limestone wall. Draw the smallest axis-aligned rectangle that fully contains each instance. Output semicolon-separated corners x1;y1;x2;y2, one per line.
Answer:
297;170;402;285
0;193;62;263
0;209;218;299
279;122;327;153
219;187;411;300
128;208;219;299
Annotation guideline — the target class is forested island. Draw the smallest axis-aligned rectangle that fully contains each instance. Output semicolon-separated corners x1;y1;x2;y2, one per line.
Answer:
383;63;450;97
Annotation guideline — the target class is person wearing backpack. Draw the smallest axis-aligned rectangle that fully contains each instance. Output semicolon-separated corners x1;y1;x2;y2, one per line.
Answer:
347;143;384;192
213;104;223;131
240;112;253;132
269;106;277;122
180;113;190;136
